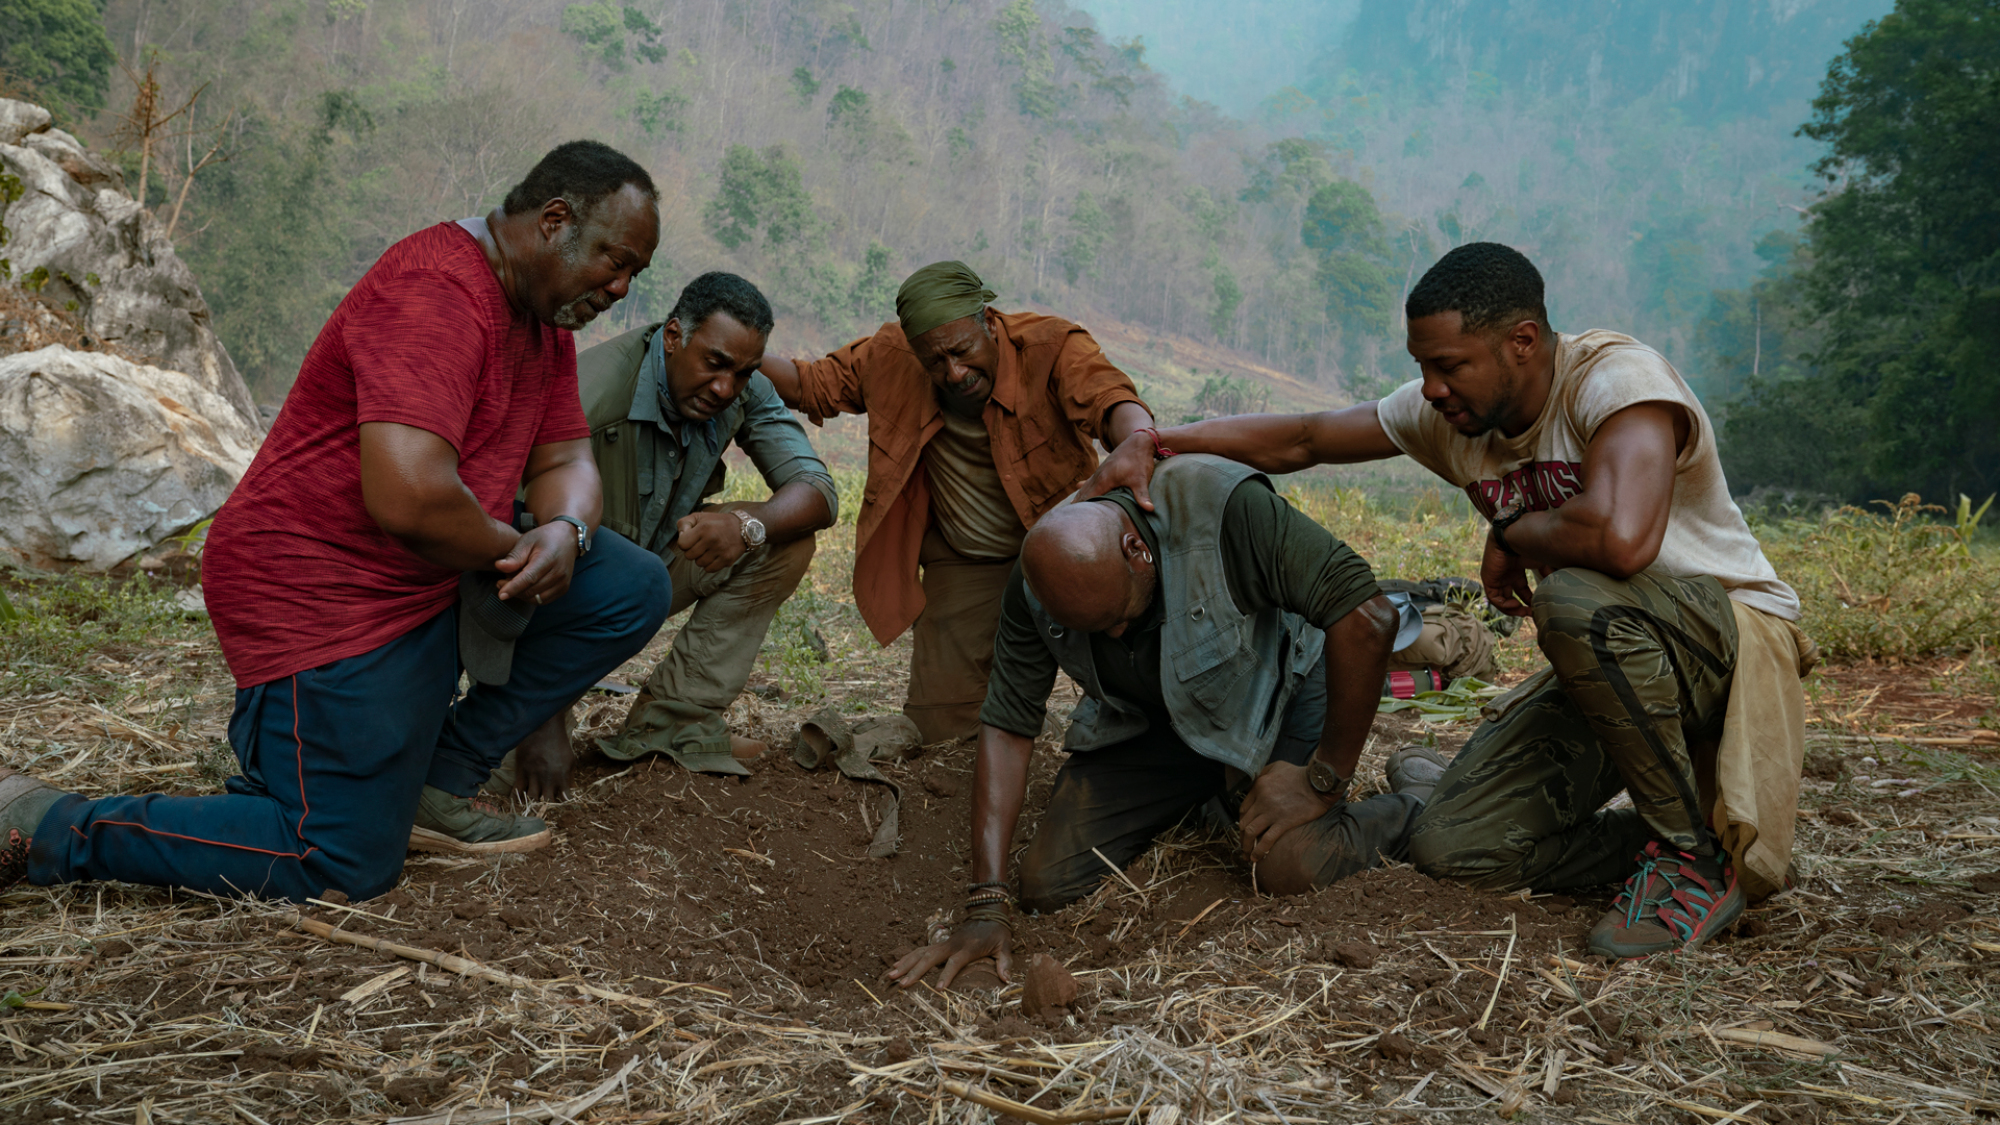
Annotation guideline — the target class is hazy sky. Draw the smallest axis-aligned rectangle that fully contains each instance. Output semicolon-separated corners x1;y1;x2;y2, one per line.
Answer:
1073;0;1361;114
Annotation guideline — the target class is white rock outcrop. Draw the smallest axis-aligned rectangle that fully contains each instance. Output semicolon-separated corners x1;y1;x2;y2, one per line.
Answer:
0;346;260;570
1;96;258;428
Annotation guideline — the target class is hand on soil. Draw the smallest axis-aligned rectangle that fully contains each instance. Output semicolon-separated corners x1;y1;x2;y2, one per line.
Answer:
514;720;574;802
884;919;1012;990
1238;760;1341;863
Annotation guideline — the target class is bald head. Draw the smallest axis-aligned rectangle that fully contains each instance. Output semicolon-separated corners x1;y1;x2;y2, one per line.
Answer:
1022;502;1154;634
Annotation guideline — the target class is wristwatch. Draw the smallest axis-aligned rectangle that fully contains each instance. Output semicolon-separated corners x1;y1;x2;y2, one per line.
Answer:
732;510;768;548
1307;757;1350;801
549;515;591;556
1489;501;1527;557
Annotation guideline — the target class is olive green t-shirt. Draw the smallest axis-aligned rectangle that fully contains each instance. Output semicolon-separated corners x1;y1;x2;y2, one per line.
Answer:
979;479;1381;739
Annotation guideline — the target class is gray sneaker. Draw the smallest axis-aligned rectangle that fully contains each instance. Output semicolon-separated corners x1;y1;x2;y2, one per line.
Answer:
1385;745;1451;805
408;786;551;855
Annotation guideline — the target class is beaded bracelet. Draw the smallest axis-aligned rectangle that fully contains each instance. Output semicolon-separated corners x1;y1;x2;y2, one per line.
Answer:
963;899;1012;927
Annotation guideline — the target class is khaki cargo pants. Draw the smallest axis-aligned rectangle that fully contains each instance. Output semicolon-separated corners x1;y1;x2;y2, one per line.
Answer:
902;528;1016;744
606;535;816;774
1408;567;1739;893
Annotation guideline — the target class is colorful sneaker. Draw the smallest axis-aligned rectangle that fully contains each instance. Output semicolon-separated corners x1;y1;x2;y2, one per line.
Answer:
408;786;551;855
1385;745;1450;804
1588;841;1744;958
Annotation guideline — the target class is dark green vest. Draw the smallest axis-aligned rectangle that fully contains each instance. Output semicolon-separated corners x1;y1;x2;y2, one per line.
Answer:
1025;454;1326;772
578;323;733;555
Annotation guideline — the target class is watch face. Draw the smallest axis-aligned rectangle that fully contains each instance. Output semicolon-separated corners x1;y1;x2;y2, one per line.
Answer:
744;518;767;546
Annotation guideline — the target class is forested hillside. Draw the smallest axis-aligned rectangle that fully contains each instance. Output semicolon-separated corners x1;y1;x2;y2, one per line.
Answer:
72;0;1396;400
18;0;1981;503
1251;0;1893;388
1702;0;1999;504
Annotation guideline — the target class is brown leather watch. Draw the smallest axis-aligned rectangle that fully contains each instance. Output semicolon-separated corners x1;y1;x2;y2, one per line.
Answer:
1307;757;1350;801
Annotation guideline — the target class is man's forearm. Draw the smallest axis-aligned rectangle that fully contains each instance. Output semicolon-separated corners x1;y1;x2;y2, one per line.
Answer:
1102;401;1154;450
1147;404;1402;473
387;496;519;571
522;459;603;534
1315;596;1397;778
1499;496;1658;579
970;724;1034;885
726;478;833;543
759;356;803;408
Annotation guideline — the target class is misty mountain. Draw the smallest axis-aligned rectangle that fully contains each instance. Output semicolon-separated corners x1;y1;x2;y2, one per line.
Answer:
1326;0;1893;121
1073;0;1358;114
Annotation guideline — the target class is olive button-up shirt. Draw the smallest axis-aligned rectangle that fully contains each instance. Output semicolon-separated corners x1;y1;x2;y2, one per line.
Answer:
580;323;837;557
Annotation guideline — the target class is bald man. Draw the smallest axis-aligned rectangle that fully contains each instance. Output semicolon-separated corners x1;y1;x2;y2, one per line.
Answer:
886;454;1435;989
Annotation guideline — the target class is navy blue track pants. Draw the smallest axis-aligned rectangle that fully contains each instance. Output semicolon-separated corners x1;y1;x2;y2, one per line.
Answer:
28;529;668;902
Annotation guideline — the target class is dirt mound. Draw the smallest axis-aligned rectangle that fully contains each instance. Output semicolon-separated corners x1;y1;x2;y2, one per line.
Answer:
328;736;1606;1053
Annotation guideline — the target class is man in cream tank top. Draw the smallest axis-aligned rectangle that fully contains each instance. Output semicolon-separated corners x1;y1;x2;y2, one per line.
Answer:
1077;242;1817;960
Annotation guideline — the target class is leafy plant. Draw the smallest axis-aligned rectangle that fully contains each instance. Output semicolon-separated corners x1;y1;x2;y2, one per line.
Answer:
1763;494;2000;658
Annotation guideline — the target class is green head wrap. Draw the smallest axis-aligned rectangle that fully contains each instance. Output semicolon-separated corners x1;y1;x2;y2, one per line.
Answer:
896;261;996;341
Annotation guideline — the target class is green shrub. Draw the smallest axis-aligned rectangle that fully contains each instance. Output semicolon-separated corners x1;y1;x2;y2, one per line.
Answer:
1763;495;2000;659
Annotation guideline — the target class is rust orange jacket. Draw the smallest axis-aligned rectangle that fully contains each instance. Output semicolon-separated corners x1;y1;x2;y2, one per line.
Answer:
794;309;1147;644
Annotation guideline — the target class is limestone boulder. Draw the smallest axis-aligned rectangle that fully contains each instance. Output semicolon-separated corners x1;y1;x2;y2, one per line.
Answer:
0;96;257;428
0;345;261;569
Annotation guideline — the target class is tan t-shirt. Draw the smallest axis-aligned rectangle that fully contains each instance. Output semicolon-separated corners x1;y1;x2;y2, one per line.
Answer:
923;408;1028;560
1376;329;1799;620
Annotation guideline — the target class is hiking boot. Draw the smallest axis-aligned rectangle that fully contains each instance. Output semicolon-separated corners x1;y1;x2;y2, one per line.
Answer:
0;767;67;890
408;786;551;855
1588;841;1744;959
1385;745;1450;804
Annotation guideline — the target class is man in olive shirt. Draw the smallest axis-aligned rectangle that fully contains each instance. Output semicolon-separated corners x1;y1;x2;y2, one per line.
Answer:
887;454;1431;989
493;273;836;788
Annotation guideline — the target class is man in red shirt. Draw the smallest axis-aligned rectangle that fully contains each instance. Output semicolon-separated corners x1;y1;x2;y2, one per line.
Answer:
0;141;671;903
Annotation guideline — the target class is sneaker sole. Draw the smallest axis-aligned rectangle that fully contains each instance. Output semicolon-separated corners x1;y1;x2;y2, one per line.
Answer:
407;825;552;855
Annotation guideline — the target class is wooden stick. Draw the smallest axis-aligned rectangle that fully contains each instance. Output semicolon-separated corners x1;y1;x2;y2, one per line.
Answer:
388;1055;642;1125
1176;898;1228;939
1477;915;1517;1031
284;913;651;1007
1709;1027;1838;1057
1090;847;1148;901
937;1079;1135;1124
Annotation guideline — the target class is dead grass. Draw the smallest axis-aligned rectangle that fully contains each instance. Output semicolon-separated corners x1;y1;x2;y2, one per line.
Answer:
3;489;1999;1123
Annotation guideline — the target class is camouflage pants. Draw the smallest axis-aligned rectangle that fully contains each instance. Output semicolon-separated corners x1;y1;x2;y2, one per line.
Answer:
1408;567;1738;893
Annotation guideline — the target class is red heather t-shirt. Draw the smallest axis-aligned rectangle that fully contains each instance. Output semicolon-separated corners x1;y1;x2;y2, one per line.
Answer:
203;222;590;688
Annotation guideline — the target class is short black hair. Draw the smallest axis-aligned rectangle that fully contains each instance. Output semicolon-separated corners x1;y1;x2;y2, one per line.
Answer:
1405;242;1549;333
669;271;775;336
501;140;658;220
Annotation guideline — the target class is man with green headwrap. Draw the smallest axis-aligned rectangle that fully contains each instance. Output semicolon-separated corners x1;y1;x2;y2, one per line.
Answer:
762;261;1154;743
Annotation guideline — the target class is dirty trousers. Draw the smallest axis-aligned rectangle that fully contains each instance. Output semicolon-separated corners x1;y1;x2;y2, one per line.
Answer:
1018;662;1422;912
1409;567;1739;893
610;536;816;773
28;531;668;902
903;528;1015;744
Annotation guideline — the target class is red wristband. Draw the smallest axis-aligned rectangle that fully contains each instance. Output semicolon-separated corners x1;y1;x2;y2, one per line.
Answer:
1138;426;1175;460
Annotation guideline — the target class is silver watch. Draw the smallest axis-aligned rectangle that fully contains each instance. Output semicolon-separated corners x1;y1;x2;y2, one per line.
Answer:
549;514;591;555
732;510;767;548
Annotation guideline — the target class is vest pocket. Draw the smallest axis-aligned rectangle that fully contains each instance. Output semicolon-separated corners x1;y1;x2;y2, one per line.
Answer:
1172;615;1248;712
